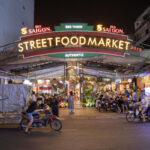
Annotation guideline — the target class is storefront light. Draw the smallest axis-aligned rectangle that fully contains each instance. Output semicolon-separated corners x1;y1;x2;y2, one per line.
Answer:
23;80;32;86
115;79;121;83
128;79;132;83
37;80;43;84
46;80;50;83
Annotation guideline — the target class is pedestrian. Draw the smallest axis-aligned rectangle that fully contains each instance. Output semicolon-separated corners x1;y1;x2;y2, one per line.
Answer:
31;91;36;102
122;94;128;113
68;91;74;113
51;94;59;117
132;90;137;103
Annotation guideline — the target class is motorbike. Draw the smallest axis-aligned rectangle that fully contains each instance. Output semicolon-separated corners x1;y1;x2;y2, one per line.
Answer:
18;104;62;132
104;100;109;112
126;102;150;122
110;101;117;112
97;101;102;112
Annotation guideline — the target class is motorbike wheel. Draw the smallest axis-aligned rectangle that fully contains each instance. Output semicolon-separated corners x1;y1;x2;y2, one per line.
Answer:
126;112;135;122
50;119;62;131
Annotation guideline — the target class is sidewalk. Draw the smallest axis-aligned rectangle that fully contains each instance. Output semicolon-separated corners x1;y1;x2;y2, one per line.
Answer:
59;107;126;120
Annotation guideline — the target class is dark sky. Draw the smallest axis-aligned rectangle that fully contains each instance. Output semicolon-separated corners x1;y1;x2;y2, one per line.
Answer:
35;0;150;34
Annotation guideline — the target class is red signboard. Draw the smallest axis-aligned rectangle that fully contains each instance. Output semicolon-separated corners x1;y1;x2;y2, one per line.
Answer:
21;25;51;35
39;86;51;90
97;24;124;34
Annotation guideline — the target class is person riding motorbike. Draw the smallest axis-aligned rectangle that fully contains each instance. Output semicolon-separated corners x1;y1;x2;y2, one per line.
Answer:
25;98;42;133
140;95;149;122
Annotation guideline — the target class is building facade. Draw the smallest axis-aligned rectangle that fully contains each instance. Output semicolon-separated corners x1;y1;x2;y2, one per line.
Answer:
134;6;150;47
0;0;34;47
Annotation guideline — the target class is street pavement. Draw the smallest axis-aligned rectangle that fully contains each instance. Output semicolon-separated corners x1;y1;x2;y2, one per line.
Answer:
0;108;150;150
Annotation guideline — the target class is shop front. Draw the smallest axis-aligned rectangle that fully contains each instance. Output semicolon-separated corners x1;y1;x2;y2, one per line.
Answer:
137;74;150;96
0;22;147;109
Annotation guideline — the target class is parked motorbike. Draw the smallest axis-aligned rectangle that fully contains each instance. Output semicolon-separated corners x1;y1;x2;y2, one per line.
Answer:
18;104;62;132
111;101;117;112
126;102;150;122
104;100;109;112
97;101;102;112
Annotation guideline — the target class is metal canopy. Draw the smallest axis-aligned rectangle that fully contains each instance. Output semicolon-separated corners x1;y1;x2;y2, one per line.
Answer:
0;39;150;78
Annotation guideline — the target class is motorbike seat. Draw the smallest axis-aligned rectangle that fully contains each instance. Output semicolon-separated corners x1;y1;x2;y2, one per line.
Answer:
32;113;40;119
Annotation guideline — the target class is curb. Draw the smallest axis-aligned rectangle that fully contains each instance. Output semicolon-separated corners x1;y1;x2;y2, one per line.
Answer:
0;124;19;128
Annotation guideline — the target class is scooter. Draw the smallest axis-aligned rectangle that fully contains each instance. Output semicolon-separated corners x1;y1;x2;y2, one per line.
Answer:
18;104;62;132
111;101;117;112
104;100;109;112
97;101;102;112
126;103;150;122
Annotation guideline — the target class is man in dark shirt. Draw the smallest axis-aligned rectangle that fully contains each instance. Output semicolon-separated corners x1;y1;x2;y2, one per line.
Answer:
25;100;40;133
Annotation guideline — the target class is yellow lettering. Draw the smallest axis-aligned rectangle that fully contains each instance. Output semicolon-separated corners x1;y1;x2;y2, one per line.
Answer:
119;40;124;49
47;38;53;47
36;39;42;49
18;43;24;52
55;37;61;46
97;24;103;31
98;38;105;46
124;41;130;50
112;39;118;49
23;41;29;50
21;27;27;35
106;38;111;48
70;36;78;45
41;38;47;48
79;36;86;45
88;37;97;46
61;37;70;46
30;40;36;49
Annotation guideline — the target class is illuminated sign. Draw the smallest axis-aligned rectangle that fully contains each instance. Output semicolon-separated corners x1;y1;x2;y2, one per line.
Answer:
97;24;124;34
47;53;101;58
18;35;131;53
55;23;94;31
130;45;142;52
65;53;84;58
21;25;51;35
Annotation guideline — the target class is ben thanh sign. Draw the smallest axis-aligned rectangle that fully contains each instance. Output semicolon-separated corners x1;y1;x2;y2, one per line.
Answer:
54;23;94;31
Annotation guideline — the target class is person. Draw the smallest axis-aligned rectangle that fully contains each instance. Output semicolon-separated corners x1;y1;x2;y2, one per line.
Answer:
122;94;128;113
140;95;149;122
132;90;137;103
31;91;36;102
51;94;59;117
68;91;74;113
117;95;123;113
25;98;41;133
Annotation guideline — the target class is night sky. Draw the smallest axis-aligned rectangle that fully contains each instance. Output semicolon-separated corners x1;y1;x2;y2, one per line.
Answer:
35;0;150;34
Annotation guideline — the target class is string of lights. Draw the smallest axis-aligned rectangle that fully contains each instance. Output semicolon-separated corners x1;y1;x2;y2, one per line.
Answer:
0;71;149;80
